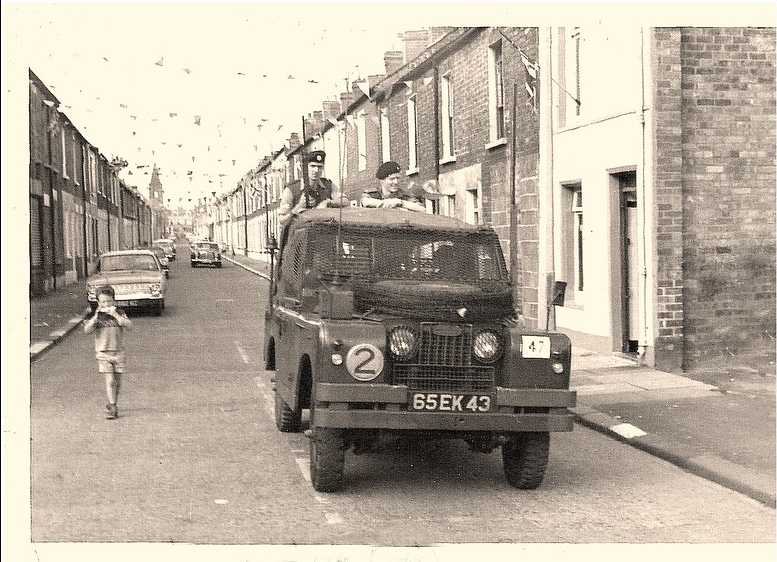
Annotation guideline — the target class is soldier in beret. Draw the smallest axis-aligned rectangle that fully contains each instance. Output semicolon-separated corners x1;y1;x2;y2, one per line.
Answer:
278;150;349;225
361;161;426;212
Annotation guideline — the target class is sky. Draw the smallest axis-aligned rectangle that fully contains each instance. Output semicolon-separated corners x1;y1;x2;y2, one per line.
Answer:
5;2;773;209
7;3;438;207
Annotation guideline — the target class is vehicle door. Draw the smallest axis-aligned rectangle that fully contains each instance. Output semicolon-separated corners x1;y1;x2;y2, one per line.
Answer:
272;227;309;411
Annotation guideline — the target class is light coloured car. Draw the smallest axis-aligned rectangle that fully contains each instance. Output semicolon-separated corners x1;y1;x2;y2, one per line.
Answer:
190;241;222;268
87;249;167;315
152;238;177;261
149;245;171;278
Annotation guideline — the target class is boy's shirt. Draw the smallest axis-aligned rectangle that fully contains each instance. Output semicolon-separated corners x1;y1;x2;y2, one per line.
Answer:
91;311;128;352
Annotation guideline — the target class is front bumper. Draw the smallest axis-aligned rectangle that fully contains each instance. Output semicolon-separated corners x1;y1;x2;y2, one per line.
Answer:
88;294;163;309
312;383;577;432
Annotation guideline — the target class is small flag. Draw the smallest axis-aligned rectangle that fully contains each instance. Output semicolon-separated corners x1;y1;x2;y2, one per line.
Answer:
156;57;164;66
521;52;539;111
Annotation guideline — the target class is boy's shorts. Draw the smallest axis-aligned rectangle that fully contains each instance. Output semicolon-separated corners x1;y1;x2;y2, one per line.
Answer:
95;351;126;374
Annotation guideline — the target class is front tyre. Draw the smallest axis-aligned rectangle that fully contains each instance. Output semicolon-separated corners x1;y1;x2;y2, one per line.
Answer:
310;427;346;492
502;432;550;489
274;392;302;432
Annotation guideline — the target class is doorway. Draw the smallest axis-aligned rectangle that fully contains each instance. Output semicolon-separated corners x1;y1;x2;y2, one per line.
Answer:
617;172;639;354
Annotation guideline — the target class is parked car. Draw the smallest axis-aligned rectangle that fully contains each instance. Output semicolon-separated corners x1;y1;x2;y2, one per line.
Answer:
152;238;177;261
191;242;222;268
86;249;166;315
149;245;171;278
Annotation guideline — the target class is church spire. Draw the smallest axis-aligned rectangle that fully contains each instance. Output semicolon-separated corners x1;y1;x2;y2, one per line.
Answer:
148;164;164;208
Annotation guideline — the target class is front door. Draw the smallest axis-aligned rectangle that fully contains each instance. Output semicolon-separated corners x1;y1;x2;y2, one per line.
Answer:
620;173;639;353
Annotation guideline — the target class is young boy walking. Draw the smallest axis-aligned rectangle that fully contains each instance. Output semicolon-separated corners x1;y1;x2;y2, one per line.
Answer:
83;285;133;419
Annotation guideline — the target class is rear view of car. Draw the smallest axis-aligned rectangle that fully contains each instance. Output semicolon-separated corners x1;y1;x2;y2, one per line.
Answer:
190;242;222;268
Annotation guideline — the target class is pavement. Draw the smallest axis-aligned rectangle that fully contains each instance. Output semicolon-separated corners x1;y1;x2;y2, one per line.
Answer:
29;251;776;508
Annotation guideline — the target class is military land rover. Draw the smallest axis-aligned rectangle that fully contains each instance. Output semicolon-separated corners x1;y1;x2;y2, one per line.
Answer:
263;208;576;492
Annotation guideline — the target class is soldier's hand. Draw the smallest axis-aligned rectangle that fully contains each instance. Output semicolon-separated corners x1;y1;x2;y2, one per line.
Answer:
382;198;403;209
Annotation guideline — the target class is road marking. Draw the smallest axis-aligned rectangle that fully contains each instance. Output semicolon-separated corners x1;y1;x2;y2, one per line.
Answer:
295;457;312;482
253;377;275;418
324;512;343;524
610;422;647;439
235;342;249;363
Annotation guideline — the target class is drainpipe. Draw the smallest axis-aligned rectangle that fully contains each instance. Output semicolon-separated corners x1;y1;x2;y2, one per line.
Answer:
637;27;655;364
538;28;555;330
433;66;441;188
509;82;519;313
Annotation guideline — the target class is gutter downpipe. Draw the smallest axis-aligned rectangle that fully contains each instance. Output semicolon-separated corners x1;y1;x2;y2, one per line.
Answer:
637;27;655;365
538;28;555;330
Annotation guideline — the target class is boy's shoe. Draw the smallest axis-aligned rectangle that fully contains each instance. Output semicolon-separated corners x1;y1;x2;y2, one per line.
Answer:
105;404;118;419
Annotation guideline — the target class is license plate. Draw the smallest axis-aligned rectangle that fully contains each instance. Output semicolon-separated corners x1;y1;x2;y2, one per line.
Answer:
118;300;139;307
410;392;492;413
521;336;551;358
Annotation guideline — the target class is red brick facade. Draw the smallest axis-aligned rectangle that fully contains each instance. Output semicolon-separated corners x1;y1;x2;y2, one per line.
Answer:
654;27;776;368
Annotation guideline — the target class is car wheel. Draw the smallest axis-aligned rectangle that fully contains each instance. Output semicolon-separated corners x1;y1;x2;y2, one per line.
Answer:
153;302;163;316
191;262;196;268
310;427;346;492
502;432;550;489
274;391;302;432
216;262;222;268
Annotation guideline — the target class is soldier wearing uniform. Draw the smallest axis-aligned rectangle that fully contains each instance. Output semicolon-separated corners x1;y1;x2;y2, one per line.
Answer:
362;161;437;212
278;150;348;226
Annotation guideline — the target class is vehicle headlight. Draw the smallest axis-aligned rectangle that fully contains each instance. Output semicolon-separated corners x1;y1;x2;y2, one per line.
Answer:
149;282;162;296
388;326;418;360
473;330;503;363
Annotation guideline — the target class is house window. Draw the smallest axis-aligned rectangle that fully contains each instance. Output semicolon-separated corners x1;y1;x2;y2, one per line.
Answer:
466;186;480;225
356;110;367;172
440;73;455;160
559;27;582;127
441;194;456;218
407;95;419;173
488;41;506;141
380;107;391;162
562;183;584;298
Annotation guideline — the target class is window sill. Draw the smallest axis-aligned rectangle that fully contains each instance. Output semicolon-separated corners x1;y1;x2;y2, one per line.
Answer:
405;168;419;177
485;138;507;150
439;155;457;166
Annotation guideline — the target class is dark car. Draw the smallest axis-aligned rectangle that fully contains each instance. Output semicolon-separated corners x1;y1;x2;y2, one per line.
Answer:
263;208;576;492
190;242;222;268
149;245;170;278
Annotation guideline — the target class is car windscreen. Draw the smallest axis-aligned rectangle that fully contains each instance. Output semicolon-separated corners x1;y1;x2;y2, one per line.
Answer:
101;254;159;272
196;243;219;250
305;225;509;285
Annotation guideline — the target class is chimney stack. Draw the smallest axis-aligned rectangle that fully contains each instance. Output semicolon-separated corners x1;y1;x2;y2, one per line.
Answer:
384;50;404;75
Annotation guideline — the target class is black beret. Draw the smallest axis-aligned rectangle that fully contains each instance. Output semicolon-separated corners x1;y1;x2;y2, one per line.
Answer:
308;150;326;164
376;161;401;180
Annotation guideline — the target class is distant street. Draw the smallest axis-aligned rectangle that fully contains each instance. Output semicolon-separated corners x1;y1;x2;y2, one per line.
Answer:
30;244;775;544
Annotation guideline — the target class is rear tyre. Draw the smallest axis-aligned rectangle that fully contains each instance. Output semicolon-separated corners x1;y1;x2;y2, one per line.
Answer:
191;262;196;268
274;391;302;432
216;262;222;268
502;432;550;489
153;302;163;316
310;427;346;492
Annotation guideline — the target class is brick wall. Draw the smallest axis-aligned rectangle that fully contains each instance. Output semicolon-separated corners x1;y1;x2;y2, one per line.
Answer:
653;27;686;370
658;27;776;368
